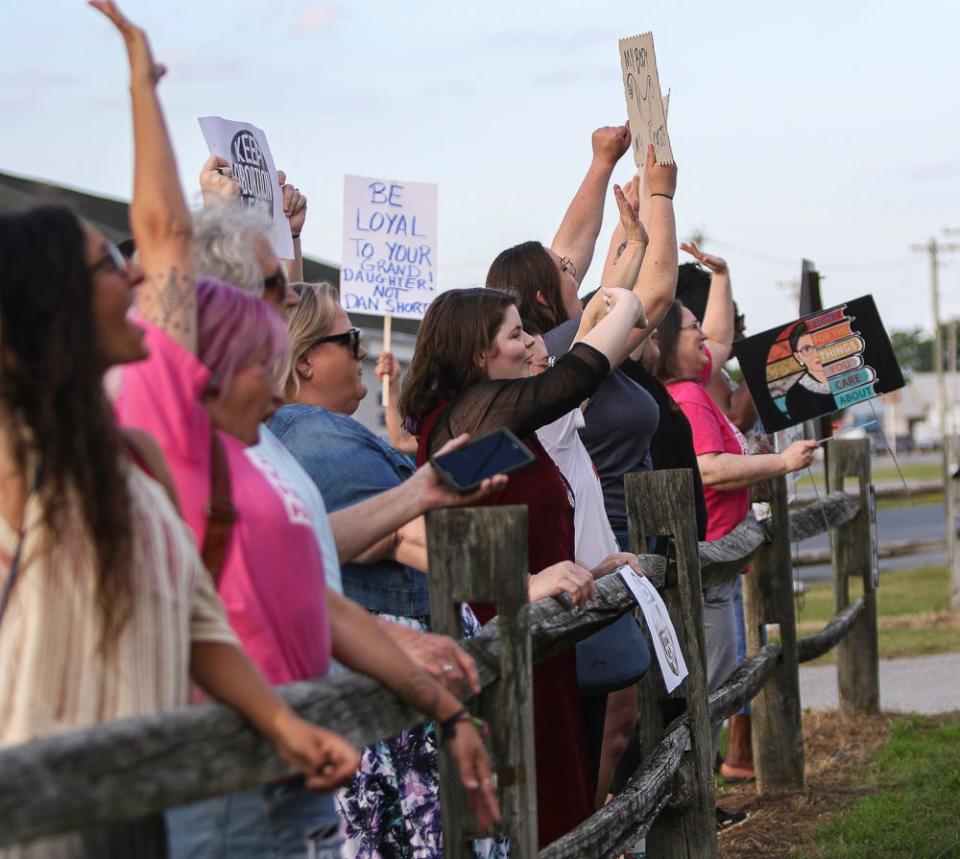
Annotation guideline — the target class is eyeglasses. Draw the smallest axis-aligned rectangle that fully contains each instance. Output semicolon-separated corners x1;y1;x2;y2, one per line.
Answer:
309;328;362;360
558;256;577;279
263;267;289;296
679;320;703;333
88;242;127;276
797;345;818;356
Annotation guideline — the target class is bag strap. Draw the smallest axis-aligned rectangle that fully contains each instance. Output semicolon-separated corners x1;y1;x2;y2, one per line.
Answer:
201;432;236;584
0;468;43;629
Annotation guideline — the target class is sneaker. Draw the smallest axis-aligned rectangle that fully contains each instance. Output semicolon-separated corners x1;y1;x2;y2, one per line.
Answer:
716;806;749;831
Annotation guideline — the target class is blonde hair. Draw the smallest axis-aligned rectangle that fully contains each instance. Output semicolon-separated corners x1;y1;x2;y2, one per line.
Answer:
281;281;340;397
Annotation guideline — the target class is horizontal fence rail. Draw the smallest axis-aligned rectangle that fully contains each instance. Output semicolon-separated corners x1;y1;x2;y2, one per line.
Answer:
1;440;879;858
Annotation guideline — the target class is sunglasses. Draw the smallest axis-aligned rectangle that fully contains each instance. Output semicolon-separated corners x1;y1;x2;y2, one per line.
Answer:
88;242;127;276
309;327;362;360
263;267;289;295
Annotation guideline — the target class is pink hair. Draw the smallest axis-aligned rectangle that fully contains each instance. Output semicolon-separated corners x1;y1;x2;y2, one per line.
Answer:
195;277;290;398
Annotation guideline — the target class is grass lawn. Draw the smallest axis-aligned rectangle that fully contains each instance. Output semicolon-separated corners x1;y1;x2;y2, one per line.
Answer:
798;714;960;858
793;564;960;664
793;457;945;493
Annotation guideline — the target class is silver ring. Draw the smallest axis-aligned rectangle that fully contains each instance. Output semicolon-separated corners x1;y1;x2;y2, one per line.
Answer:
441;662;455;674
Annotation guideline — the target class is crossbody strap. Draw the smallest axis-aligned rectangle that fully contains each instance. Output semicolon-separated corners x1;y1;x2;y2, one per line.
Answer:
0;468;43;629
201;432;236;585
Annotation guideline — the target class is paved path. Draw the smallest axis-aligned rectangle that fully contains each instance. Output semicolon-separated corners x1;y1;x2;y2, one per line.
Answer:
799;652;960;714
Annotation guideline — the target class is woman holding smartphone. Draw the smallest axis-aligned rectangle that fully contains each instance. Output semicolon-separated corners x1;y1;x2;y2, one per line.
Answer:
399;281;645;848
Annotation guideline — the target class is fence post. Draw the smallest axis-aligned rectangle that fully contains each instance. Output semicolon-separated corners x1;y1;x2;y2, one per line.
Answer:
827;438;880;713
744;474;805;790
625;469;716;858
425;506;537;858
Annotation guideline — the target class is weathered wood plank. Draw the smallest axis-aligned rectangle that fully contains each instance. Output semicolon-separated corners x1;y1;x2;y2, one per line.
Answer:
746;474;806;792
425;506;536;856
539;725;688;859
698;514;765;587
797;598;866;664
625;469;716;859
827;440;880;713
785;492;859;542
706;642;782;726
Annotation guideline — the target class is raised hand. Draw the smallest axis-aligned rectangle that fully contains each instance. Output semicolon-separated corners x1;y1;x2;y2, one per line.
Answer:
277;170;307;238
643;143;677;200
375;351;401;390
613;183;648;246
89;0;166;86
199;154;241;206
592;122;631;168
680;240;728;276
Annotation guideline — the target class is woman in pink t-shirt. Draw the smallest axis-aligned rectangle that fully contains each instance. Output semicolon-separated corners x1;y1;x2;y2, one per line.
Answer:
650;244;815;781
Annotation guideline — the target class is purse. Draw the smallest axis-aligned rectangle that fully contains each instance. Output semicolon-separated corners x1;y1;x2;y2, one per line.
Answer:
575;609;651;697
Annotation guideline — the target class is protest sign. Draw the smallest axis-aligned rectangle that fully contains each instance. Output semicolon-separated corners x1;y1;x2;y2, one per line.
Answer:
340;175;439;321
198;116;293;259
619;567;688;693
733;296;905;433
618;32;674;166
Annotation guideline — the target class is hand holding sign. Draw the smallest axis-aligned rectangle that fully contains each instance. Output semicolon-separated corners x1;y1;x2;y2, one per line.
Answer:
277;170;307;238
199;154;242;206
643;143;677;199
591;123;632;168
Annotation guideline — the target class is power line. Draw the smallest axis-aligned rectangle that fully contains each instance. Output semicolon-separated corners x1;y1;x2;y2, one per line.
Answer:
707;238;919;271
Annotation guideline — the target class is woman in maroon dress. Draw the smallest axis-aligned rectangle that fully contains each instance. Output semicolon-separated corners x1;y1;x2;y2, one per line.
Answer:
399;286;644;847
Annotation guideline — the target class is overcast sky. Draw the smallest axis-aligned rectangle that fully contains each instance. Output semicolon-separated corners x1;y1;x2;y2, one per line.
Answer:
2;0;958;336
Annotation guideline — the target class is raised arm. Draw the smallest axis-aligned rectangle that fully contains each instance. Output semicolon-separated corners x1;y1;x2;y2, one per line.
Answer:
681;241;734;372
277;169;307;280
91;0;196;353
551;123;631;284
598;172;645;286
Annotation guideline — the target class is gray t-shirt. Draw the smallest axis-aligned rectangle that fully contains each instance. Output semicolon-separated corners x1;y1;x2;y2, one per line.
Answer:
544;316;660;541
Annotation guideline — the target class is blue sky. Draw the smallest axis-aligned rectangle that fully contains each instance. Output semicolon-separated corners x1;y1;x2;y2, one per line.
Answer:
2;0;958;336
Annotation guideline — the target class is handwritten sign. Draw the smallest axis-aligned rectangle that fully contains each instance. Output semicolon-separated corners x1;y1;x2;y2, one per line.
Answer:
619;32;674;166
198;116;293;260
341;175;439;320
733;296;905;433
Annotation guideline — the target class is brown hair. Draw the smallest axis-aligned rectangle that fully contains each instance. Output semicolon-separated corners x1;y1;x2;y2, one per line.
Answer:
279;281;340;397
650;299;687;382
398;288;516;429
485;240;565;336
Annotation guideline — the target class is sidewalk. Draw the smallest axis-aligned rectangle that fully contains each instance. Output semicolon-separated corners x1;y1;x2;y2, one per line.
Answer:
799;652;960;714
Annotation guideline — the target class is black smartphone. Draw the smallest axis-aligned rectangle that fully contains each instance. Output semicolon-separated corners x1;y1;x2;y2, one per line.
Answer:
429;428;535;494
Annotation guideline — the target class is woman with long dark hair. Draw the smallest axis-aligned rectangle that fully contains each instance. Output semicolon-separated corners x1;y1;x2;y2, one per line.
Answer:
0;6;360;857
400;283;645;847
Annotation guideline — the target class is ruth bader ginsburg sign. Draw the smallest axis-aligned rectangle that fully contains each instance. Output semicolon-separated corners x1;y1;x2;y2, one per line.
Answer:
732;295;905;433
340;175;439;320
198;116;294;260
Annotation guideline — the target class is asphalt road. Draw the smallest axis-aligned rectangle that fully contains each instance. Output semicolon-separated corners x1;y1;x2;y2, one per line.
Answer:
797;501;949;583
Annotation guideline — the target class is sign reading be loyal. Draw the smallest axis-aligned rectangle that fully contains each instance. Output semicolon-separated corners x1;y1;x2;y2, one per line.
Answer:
340;175;439;320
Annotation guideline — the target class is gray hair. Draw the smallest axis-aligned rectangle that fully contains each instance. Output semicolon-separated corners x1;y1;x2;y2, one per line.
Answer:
193;204;272;296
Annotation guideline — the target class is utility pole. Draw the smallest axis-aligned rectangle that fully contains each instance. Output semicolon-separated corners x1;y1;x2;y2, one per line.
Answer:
912;235;960;608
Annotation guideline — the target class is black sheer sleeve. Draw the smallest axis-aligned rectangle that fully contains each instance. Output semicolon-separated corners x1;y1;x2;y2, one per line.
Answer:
426;342;609;454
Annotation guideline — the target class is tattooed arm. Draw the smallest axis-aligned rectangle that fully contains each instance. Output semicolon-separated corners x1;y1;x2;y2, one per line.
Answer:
327;591;501;831
92;1;197;354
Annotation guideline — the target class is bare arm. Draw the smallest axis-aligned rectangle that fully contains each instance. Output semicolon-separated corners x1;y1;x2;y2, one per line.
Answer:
190;641;359;790
277;170;306;280
551;123;631;283
376;352;419;455
327;590;500;830
92;1;196;353
698;440;815;491
681;241;734;372
328;436;506;563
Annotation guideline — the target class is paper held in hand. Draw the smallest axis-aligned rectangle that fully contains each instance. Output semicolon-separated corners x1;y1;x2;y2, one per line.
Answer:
618;566;688;693
618;32;674;166
198;116;294;260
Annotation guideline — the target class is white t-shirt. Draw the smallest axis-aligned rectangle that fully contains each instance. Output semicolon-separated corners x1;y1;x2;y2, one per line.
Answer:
536;408;619;568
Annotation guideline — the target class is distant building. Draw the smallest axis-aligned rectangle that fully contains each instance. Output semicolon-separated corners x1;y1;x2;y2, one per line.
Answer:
0;170;412;440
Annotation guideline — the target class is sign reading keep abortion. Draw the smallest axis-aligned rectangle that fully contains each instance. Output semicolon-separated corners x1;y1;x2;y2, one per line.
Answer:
340;175;439;320
198;116;294;260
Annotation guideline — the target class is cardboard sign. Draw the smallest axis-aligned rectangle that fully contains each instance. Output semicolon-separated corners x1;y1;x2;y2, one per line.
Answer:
733;296;905;433
341;175;439;321
198;116;294;260
618;32;674;166
619;567;688;693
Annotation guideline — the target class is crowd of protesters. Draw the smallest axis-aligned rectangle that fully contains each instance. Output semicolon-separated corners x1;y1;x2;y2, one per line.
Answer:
0;3;819;857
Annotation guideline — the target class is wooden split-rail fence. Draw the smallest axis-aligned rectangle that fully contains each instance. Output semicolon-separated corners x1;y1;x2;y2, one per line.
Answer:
0;439;880;858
